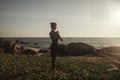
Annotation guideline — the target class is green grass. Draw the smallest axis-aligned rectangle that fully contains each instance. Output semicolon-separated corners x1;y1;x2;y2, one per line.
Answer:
0;54;120;80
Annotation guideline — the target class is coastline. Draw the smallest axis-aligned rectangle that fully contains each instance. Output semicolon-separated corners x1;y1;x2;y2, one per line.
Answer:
1;40;120;80
3;37;120;50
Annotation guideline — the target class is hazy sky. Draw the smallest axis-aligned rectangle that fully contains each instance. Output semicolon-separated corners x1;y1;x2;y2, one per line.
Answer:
0;0;120;37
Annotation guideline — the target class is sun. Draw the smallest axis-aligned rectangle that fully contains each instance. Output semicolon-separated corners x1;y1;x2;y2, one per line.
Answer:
111;9;120;20
109;8;120;28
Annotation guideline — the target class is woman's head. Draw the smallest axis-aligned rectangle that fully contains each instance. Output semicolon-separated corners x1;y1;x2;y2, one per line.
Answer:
50;22;57;30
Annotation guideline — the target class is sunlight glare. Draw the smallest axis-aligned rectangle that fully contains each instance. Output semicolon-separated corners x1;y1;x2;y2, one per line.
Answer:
111;9;120;20
110;8;120;28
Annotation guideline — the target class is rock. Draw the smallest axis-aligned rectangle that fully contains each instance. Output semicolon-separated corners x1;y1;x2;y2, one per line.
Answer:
23;49;37;55
0;38;4;54
57;44;70;56
38;49;50;56
21;42;29;44
4;41;11;53
66;42;96;56
59;44;66;49
49;44;69;56
100;46;120;53
38;49;49;53
96;49;108;54
20;41;25;44
33;43;38;45
24;42;29;44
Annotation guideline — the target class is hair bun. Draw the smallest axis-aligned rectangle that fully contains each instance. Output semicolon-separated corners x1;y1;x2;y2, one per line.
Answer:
50;22;53;25
50;22;56;25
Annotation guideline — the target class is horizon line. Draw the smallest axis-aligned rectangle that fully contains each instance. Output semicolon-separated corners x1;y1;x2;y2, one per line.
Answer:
1;36;120;38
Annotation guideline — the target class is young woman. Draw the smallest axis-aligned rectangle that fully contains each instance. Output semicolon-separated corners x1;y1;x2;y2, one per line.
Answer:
49;22;63;69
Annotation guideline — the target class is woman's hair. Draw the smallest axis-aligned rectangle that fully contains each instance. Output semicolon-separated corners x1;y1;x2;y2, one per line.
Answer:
50;22;57;29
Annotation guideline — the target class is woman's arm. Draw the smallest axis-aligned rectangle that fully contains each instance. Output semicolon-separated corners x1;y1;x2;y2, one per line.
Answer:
57;31;63;41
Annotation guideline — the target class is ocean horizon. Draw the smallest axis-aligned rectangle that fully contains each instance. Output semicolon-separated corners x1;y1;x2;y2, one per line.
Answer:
2;37;120;49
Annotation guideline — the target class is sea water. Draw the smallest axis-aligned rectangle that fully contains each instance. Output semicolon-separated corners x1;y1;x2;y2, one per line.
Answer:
3;37;120;49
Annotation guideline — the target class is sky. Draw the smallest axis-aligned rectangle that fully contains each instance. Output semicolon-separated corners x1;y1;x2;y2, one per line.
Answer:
0;0;120;37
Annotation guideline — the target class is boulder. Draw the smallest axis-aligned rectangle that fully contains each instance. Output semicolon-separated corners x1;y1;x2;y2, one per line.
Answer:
49;44;69;56
38;49;50;56
66;42;96;56
38;49;49;53
33;43;38;45
21;42;29;44
20;41;25;44
24;42;29;44
22;49;37;55
99;46;120;53
57;44;70;56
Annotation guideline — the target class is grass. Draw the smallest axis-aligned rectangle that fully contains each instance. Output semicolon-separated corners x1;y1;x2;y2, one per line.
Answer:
0;54;120;80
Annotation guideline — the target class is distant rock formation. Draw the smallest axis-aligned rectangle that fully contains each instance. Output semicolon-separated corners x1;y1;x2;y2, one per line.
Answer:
20;41;29;44
99;46;120;53
66;42;96;56
33;43;38;45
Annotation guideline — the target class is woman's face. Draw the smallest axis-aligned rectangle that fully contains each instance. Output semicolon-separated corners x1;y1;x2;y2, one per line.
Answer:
51;26;57;30
54;26;57;30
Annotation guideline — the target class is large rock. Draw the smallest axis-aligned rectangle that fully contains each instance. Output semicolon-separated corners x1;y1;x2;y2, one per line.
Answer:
57;44;70;56
66;42;96;56
24;49;37;55
38;49;49;53
48;44;70;56
99;46;120;53
21;47;37;55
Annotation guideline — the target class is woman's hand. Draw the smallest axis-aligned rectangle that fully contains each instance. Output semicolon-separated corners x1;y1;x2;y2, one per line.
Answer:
57;31;63;41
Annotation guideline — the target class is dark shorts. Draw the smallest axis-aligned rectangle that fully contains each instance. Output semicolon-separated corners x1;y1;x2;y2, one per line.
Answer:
50;42;58;57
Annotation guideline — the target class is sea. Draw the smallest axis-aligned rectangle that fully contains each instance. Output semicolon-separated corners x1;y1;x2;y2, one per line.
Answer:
3;37;120;49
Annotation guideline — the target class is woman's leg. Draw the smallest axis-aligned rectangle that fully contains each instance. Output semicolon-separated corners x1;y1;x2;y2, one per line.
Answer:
51;49;56;69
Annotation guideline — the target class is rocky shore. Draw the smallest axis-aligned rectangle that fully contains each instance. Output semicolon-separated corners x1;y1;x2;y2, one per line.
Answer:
1;40;120;72
1;39;120;57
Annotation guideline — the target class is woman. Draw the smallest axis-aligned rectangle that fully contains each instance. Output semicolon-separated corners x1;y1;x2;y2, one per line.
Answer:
49;22;63;69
